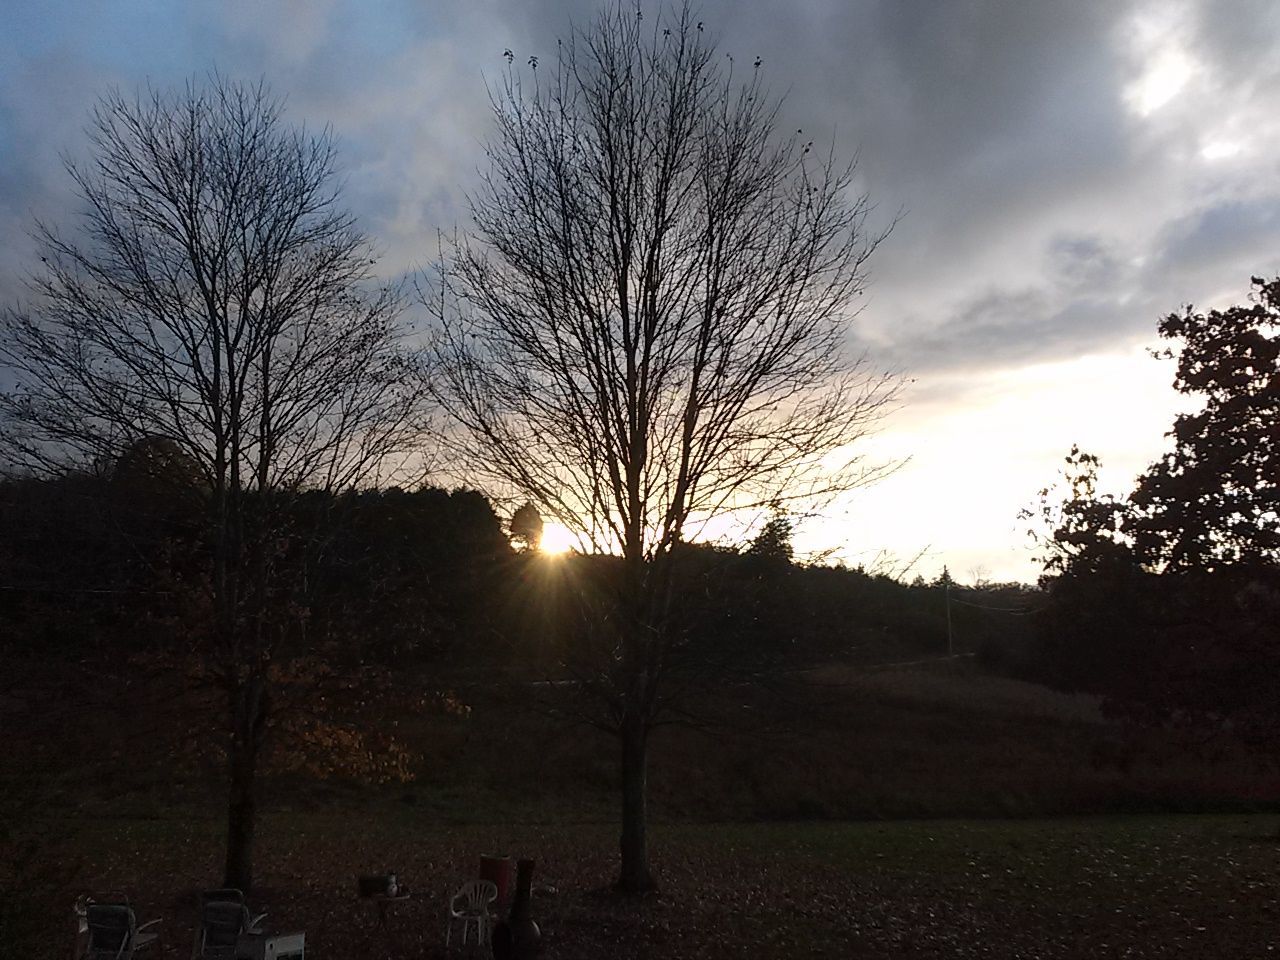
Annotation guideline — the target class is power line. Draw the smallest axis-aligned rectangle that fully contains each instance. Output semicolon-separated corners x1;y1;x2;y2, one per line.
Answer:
0;583;174;595
949;595;1043;615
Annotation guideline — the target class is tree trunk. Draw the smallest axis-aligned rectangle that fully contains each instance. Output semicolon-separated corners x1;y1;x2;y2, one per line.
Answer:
224;677;266;892
617;715;655;893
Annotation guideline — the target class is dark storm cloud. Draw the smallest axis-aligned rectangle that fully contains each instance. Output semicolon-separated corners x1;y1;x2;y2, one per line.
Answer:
611;0;1167;379
882;285;1147;375
1189;0;1280;87
1049;235;1125;291
892;231;1148;373
733;3;1131;245
3;0;1279;384
1153;198;1280;281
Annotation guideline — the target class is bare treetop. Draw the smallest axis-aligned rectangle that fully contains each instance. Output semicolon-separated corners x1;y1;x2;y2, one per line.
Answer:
2;77;422;491
431;2;897;558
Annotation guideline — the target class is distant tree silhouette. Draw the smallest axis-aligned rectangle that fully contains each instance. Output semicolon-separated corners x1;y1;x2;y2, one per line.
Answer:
428;1;897;891
747;513;796;565
306;486;510;663
510;502;545;552
112;436;205;499
1023;449;1153;691
0;77;427;892
1024;446;1131;580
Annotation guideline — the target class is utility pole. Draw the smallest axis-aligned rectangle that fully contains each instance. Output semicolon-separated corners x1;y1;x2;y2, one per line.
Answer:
945;579;954;658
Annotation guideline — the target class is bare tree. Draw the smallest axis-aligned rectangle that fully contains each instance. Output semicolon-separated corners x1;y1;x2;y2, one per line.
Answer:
0;77;427;891
428;3;897;891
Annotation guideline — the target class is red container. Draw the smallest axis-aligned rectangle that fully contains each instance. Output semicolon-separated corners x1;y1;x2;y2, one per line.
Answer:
479;855;515;908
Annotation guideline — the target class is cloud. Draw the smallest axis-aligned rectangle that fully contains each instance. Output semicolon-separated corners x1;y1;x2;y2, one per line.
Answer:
886;281;1151;377
1189;0;1280;90
4;0;1280;578
1152;198;1280;284
1049;234;1126;292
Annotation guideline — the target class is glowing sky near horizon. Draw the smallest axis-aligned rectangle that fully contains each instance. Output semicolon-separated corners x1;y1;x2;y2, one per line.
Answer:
4;0;1280;582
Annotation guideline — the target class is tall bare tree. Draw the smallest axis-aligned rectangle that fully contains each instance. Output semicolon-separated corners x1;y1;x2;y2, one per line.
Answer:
428;3;897;891
0;77;426;891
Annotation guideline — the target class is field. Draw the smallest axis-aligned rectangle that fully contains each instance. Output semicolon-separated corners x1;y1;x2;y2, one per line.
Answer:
6;659;1280;958
11;811;1280;959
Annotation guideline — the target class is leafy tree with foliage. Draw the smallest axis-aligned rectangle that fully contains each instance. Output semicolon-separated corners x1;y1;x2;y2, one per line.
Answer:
1130;277;1280;572
1125;277;1280;727
1023;448;1154;691
1025;446;1132;580
1029;277;1280;702
510;502;545;552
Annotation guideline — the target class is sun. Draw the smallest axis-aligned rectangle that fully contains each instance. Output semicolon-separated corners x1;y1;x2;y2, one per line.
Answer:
539;522;578;556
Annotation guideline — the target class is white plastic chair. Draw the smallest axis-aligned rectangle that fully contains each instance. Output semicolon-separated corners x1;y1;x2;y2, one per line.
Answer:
445;880;497;948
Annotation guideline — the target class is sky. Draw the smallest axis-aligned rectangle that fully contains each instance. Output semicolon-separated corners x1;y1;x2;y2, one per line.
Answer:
3;0;1280;582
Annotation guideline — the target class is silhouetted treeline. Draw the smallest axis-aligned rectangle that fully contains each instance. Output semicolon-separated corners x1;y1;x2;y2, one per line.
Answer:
0;475;511;665
1;473;1040;677
664;547;1038;672
1024;556;1280;735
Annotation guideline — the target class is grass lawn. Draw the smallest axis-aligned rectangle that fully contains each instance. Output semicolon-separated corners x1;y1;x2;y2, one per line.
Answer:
7;658;1279;957
18;809;1280;959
